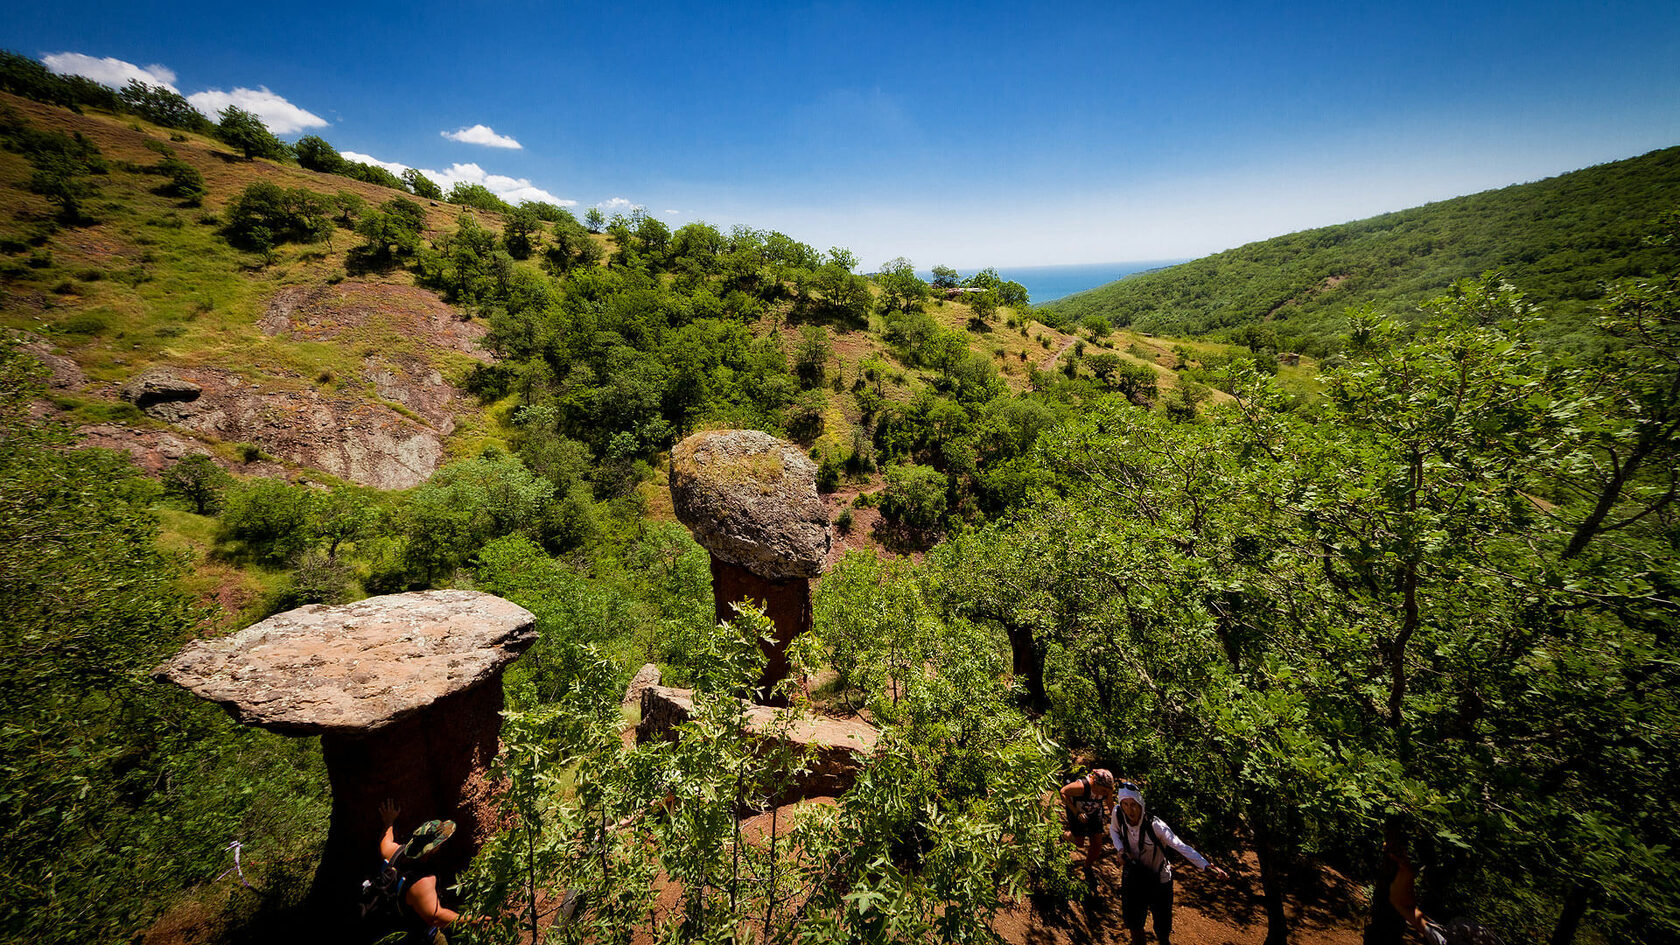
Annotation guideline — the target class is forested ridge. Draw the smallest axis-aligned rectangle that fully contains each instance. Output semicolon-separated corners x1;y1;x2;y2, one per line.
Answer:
1;50;1677;945
1039;145;1680;357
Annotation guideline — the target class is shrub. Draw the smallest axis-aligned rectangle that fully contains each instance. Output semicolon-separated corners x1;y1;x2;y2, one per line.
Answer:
223;182;331;250
218;478;316;565
877;463;947;534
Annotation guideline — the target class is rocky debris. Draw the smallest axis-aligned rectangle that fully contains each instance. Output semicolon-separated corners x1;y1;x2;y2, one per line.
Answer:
155;589;536;735
637;685;879;801
73;423;253;477
670;429;830;581
120;369;201;408
115;366;446;489
10;332;86;389
623;662;663;710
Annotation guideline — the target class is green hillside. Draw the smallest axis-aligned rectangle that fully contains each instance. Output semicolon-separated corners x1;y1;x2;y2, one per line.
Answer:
1040;146;1680;355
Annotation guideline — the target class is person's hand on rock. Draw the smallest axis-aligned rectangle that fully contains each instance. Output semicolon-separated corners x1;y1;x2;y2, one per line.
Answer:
379;799;400;826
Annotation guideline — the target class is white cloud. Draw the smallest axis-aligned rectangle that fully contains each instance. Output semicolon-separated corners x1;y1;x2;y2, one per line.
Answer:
430;162;572;206
441;124;522;149
339;151;410;176
187;87;327;135
595;197;638;215
43;52;177;92
664;209;681;216
336;153;574;207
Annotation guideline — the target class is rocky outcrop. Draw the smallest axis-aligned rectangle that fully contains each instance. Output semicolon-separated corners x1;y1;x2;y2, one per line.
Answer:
637;685;879;801
157;589;536;735
670;429;830;580
623;662;662;710
120;369;200;408
11;332;86;390
670;430;833;701
155;590;536;929
117;366;446;489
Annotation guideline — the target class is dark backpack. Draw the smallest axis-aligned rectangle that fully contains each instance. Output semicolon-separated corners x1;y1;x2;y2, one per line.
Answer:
358;840;418;922
1116;815;1165;876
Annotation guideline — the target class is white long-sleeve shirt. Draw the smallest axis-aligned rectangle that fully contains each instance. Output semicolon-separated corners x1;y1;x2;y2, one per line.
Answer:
1109;808;1210;883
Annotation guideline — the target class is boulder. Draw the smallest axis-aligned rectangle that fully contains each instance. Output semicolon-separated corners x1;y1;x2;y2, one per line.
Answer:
156;589;536;735
155;590;537;928
637;685;879;801
120;369;201;408
622;662;663;709
670;429;830;580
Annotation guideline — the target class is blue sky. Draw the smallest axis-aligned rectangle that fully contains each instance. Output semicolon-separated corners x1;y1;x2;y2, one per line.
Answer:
6;1;1679;269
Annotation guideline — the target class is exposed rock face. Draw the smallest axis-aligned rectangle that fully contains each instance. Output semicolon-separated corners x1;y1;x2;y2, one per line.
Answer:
623;662;663;709
76;422;284;478
637;686;879;802
156;590;536;735
120;369;201;408
155;590;536;931
11;332;86;390
118;366;447;489
260;282;489;361
670;429;830;580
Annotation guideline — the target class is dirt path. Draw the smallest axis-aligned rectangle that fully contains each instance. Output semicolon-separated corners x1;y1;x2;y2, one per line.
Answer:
1039;336;1079;372
994;849;1366;945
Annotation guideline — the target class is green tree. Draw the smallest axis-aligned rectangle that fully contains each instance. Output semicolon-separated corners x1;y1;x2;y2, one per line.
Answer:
584;206;605;232
292;134;344;172
930;264;960;289
875;257;929;312
877;463;947;538
501;203;541;260
402;167;443;200
215;105;287;161
222;182;332;251
117;80;211;133
352;197;426;267
161;453;230;515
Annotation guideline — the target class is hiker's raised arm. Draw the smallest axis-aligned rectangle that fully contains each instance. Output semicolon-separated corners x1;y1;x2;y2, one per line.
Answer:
378;798;401;860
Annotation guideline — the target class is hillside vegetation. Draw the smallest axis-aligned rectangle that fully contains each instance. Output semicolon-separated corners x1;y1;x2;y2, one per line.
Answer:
1040;146;1680;355
1;52;1676;945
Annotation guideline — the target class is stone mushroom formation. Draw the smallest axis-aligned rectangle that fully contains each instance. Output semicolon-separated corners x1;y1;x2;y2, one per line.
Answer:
154;589;536;925
669;429;832;701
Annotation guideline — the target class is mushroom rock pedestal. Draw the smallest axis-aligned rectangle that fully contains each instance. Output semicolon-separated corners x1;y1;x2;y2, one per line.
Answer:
669;430;832;702
154;590;536;932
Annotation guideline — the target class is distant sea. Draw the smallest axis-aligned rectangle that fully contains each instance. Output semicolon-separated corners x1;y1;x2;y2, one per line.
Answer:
920;260;1187;306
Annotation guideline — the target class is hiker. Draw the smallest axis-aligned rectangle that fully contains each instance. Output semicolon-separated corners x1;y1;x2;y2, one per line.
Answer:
1060;768;1117;872
1108;782;1228;945
1366;818;1447;945
373;800;491;943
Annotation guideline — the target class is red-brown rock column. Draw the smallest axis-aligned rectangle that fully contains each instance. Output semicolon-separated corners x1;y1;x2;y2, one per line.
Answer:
669;430;833;706
313;679;512;923
709;558;813;696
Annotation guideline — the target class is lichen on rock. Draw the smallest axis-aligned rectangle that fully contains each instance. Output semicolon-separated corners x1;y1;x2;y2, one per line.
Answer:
669;429;831;580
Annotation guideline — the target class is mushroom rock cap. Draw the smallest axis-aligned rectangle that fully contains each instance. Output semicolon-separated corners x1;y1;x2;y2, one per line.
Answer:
669;429;831;580
155;590;536;736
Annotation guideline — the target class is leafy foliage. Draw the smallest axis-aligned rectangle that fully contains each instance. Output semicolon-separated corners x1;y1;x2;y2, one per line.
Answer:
1041;147;1680;356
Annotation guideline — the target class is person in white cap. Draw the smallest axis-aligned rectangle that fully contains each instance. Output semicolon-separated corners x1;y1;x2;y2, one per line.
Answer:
1108;781;1228;945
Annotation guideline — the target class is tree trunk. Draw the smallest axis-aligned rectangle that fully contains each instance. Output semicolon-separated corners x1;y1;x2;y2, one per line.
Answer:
1004;621;1047;710
1549;883;1592;945
1254;818;1291;945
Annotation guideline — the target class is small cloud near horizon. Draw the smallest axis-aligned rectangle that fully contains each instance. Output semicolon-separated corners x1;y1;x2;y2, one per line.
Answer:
43;52;177;92
340;151;573;207
441;124;522;149
187;87;327;135
664;209;681;215
595;197;638;216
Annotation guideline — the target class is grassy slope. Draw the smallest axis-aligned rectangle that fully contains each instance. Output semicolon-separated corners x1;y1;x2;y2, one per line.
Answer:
1039;145;1680;354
